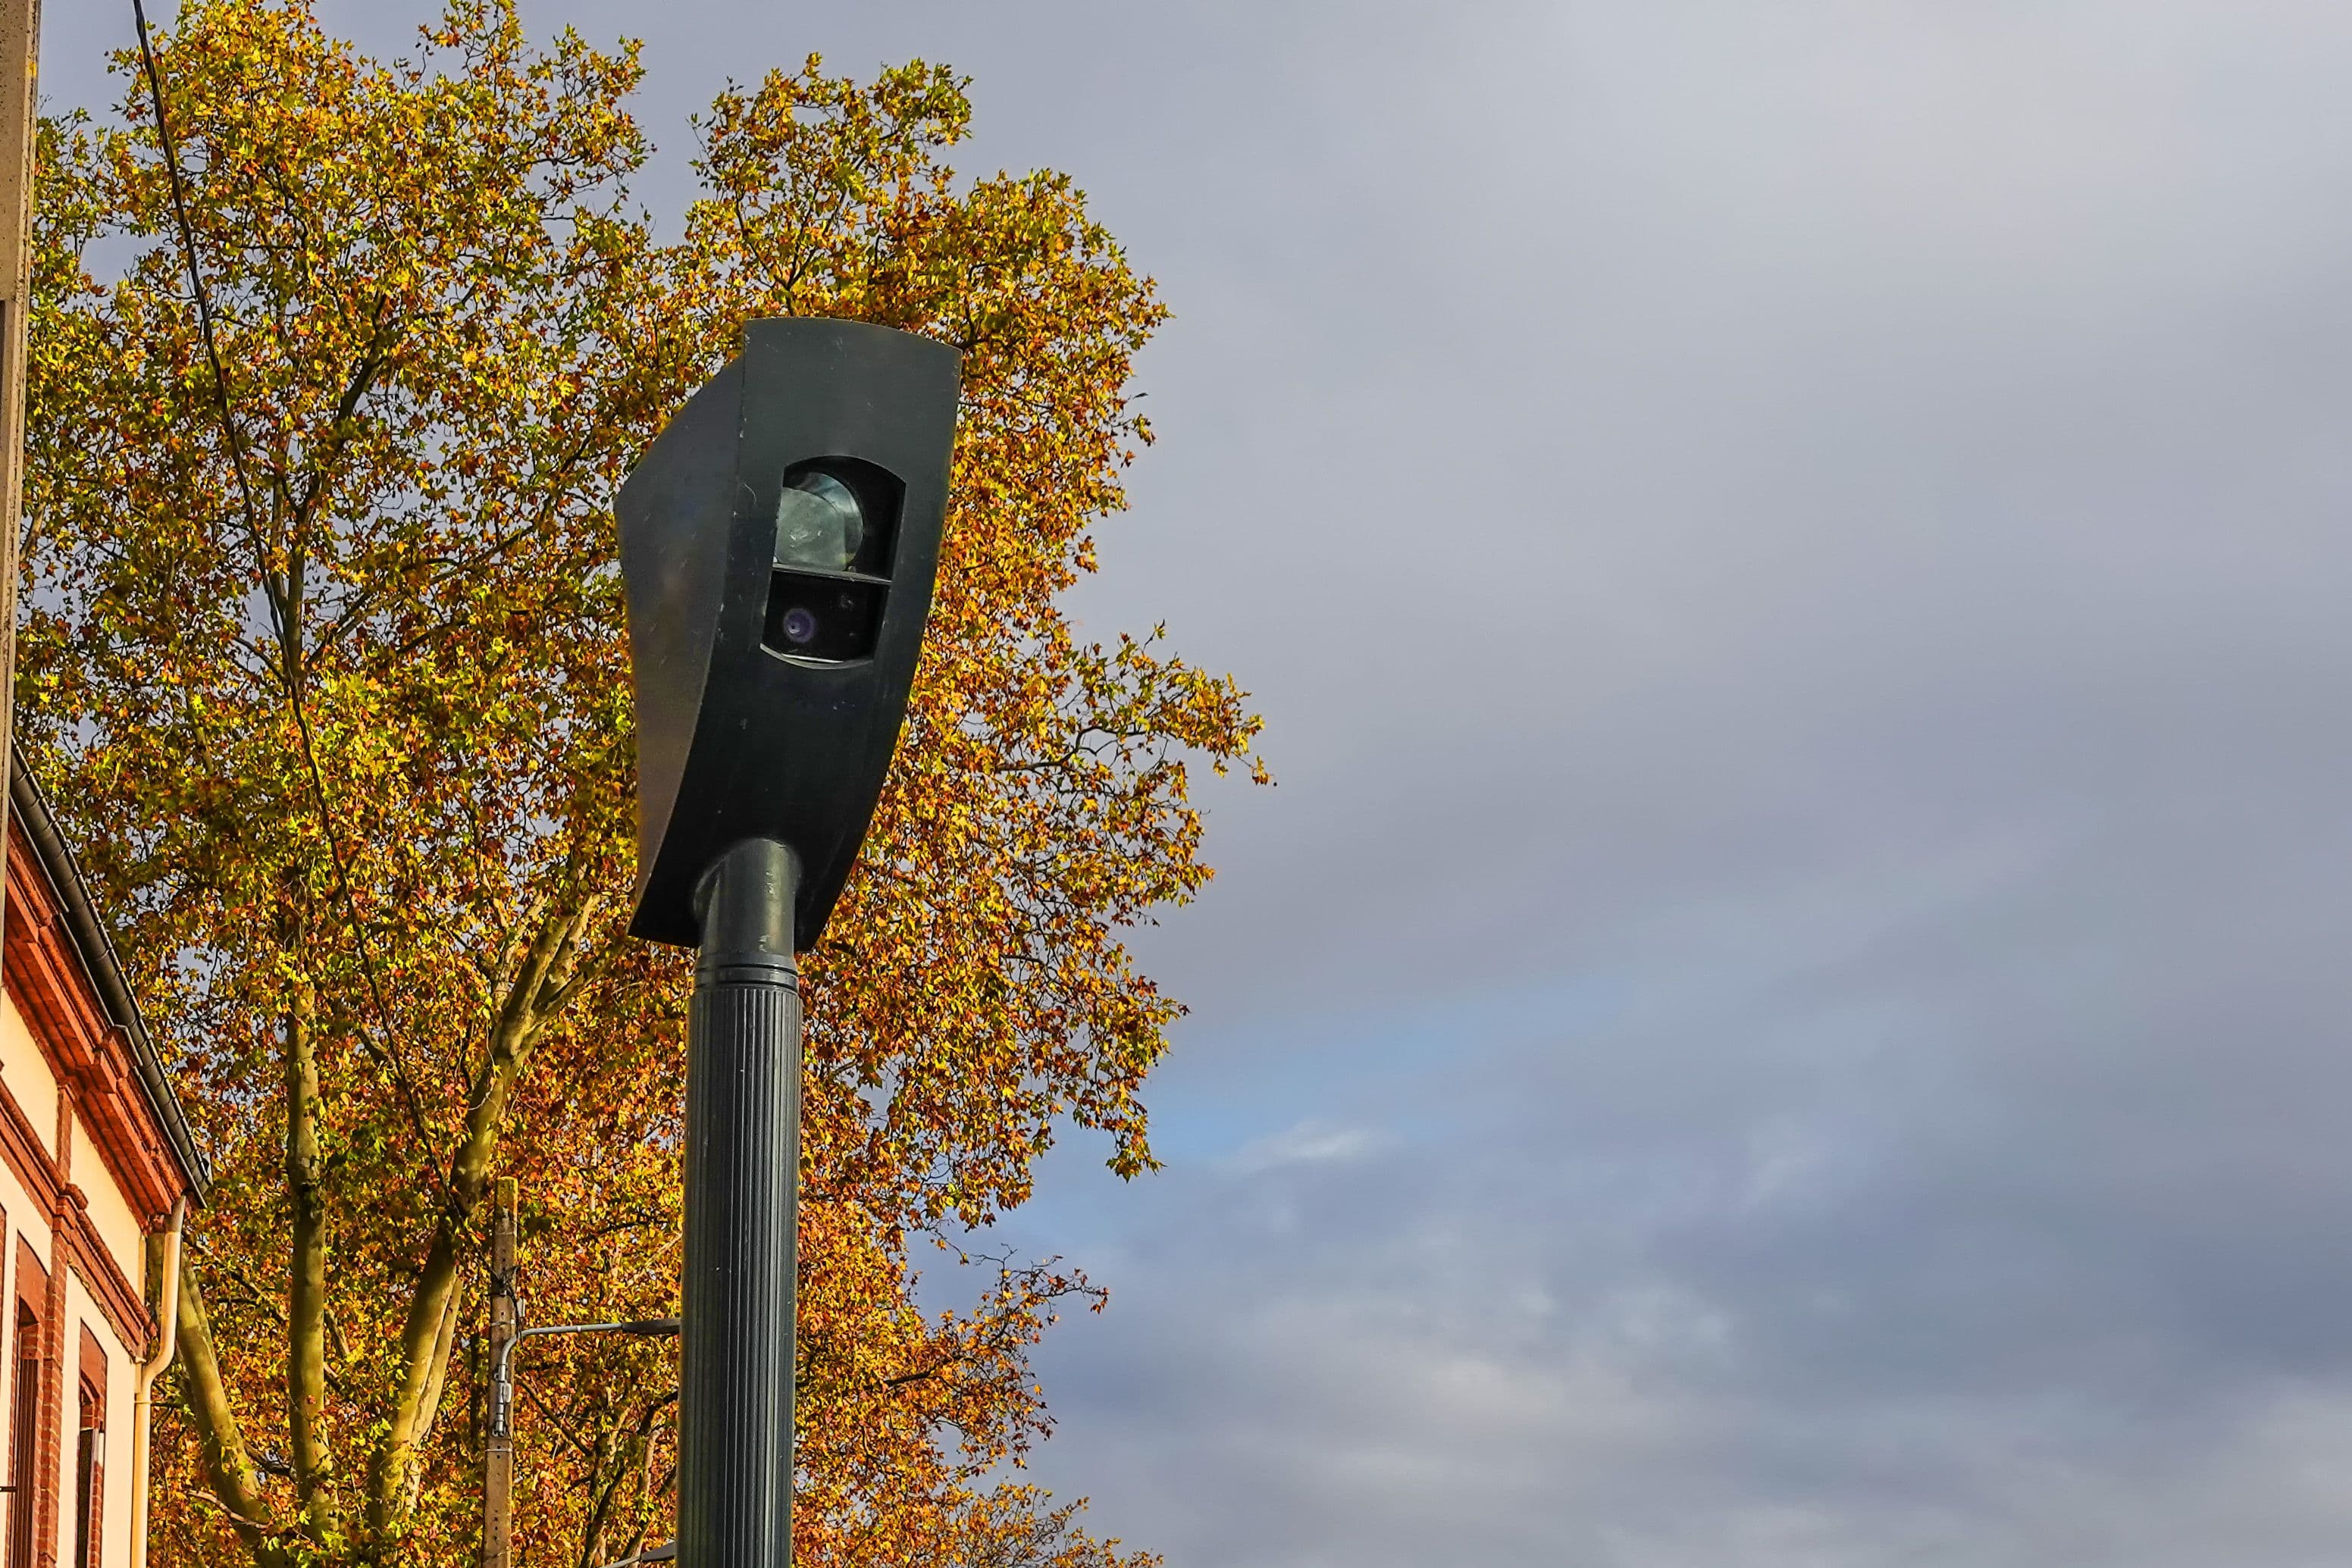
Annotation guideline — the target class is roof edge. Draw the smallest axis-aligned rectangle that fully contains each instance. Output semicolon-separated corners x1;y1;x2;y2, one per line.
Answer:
8;756;211;1203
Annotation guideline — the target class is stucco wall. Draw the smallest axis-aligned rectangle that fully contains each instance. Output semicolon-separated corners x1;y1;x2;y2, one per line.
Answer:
0;992;160;1568
0;995;55;1159
0;1119;46;1257
74;1165;140;1307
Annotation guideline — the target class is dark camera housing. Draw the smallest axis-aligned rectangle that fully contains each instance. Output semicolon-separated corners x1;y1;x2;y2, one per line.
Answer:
619;317;961;950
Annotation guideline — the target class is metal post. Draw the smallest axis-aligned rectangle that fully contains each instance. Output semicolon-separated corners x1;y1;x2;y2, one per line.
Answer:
0;0;43;962
482;1178;518;1568
678;837;800;1568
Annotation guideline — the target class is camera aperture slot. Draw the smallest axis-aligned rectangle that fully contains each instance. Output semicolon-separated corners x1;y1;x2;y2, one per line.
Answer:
764;569;888;663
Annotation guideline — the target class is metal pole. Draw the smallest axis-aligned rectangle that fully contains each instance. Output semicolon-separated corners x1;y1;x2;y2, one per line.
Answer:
493;1319;681;1394
678;837;800;1568
484;1313;678;1562
0;0;42;964
482;1178;518;1568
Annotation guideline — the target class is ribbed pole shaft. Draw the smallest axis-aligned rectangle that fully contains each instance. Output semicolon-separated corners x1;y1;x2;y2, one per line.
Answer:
481;1180;517;1568
680;838;801;1568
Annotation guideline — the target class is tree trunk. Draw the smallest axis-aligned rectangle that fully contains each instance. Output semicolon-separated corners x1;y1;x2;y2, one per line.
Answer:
284;997;341;1547
174;1258;286;1568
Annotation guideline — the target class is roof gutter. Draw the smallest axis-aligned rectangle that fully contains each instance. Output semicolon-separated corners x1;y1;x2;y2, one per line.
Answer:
8;759;210;1201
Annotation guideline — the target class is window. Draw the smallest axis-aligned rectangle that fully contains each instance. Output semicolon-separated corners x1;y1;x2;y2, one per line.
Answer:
70;1388;98;1568
8;1302;35;1568
11;1238;49;1568
73;1327;104;1568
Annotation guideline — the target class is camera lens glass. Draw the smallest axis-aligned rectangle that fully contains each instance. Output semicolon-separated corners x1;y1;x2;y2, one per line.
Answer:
773;471;864;572
765;574;887;662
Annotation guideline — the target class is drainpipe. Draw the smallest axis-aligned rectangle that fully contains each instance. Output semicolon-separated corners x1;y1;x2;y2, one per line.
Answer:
130;1197;187;1568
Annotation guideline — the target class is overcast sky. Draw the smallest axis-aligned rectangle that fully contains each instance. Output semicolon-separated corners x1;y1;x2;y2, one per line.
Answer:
49;3;2352;1564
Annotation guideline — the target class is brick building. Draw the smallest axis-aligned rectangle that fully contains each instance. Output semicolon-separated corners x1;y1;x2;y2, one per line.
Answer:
0;761;205;1568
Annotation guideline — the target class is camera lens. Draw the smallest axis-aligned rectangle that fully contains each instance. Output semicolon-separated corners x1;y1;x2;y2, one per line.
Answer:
766;571;886;662
773;471;864;572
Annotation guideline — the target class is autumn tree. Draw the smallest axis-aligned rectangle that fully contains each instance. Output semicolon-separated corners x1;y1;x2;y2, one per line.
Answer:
20;2;1259;1564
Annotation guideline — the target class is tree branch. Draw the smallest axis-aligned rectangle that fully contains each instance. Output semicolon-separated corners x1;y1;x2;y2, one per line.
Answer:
364;1223;460;1538
174;1256;287;1568
401;1286;462;1516
282;995;340;1546
365;901;598;1532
